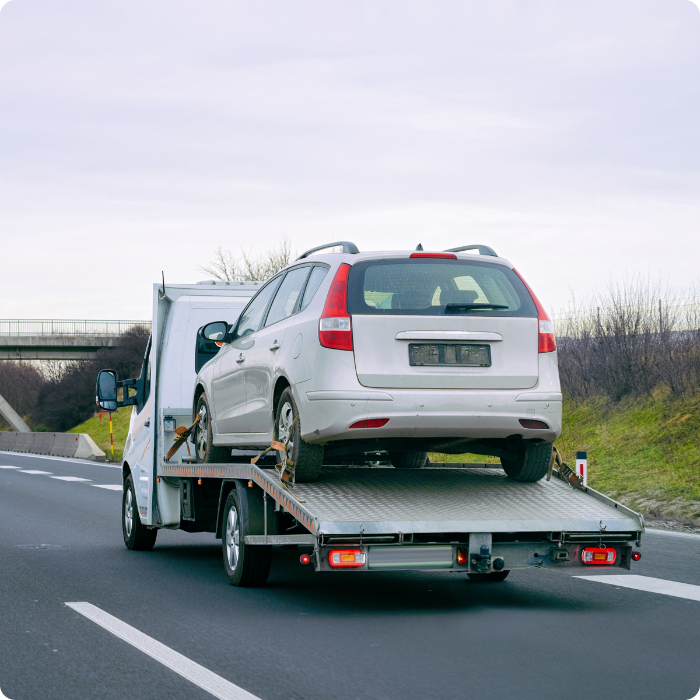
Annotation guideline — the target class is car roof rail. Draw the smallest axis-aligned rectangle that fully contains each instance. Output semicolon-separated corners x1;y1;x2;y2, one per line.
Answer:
296;241;360;260
444;244;498;257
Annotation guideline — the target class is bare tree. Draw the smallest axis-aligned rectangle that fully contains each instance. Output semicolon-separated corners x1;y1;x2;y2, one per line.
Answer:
199;238;293;282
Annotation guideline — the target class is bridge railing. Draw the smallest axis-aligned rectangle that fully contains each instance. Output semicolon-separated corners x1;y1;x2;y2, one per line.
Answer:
0;320;152;336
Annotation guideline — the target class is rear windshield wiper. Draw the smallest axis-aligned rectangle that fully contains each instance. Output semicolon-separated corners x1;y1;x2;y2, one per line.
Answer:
445;303;510;313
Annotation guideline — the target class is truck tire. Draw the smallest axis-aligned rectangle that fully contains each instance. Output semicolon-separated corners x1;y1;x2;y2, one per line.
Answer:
467;571;510;582
194;394;231;464
389;450;429;469
501;442;553;483
275;388;323;483
123;474;157;551
222;490;271;587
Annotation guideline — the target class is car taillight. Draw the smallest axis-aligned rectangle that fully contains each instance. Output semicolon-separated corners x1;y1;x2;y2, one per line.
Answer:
519;419;549;429
512;269;556;353
410;252;457;259
319;263;353;351
328;549;366;568
349;418;390;429
581;547;617;565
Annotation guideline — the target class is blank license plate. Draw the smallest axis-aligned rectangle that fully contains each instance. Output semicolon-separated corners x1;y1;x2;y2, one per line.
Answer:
408;343;491;367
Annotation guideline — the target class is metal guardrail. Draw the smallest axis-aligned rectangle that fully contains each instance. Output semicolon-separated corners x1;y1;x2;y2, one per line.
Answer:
0;320;152;336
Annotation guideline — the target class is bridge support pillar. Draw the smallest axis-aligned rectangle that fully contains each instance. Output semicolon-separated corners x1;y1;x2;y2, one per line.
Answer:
0;392;31;433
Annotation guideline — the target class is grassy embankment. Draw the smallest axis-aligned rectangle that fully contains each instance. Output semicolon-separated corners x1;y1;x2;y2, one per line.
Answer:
432;387;700;528
69;407;133;462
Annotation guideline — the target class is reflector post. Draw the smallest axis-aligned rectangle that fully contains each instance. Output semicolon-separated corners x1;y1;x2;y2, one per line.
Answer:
328;549;366;568
576;450;588;487
581;547;617;565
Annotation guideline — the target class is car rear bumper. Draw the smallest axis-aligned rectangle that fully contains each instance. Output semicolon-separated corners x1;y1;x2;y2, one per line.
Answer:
299;387;562;444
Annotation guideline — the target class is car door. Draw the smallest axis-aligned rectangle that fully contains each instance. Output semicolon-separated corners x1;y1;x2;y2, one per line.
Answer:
244;265;312;433
211;276;282;434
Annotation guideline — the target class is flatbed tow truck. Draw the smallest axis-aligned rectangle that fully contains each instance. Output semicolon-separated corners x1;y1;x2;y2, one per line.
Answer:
97;281;644;585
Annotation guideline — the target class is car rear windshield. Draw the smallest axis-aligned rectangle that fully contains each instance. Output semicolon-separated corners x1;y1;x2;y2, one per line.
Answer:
347;258;537;317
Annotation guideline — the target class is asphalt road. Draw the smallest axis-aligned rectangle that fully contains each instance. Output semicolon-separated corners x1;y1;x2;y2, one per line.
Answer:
1;451;699;700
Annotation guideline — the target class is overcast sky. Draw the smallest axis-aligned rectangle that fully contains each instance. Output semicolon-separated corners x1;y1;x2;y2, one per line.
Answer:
1;0;699;320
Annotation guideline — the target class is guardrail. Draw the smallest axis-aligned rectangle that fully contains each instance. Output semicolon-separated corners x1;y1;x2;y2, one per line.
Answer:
0;320;152;336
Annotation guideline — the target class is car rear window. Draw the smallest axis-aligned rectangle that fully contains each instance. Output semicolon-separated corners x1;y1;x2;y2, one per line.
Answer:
347;258;537;317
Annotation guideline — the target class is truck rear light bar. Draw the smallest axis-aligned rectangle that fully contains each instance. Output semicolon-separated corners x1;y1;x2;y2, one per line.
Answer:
512;268;556;353
581;547;617;565
328;549;366;568
319;263;353;351
349;418;390;429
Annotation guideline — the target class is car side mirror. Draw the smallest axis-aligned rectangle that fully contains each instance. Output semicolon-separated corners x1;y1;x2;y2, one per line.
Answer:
96;370;118;412
195;321;231;374
201;321;229;342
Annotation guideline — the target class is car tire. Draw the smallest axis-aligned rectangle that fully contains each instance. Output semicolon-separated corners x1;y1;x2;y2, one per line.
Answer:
222;490;271;587
467;571;510;582
275;387;323;483
123;473;157;551
389;450;429;469
194;394;231;464
501;442;553;482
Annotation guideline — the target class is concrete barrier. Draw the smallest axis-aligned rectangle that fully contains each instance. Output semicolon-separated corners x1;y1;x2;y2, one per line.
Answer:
0;431;106;461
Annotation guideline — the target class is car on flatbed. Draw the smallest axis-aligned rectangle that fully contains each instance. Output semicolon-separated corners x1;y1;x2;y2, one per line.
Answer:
192;242;562;483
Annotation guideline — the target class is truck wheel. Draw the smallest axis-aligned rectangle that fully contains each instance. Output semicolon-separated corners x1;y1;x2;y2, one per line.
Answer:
194;394;231;464
501;442;553;482
389;450;429;469
467;571;510;582
275;388;323;482
123;474;157;551
222;490;271;587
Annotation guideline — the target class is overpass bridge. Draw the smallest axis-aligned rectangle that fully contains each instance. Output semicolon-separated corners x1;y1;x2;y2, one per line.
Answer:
0;320;152;361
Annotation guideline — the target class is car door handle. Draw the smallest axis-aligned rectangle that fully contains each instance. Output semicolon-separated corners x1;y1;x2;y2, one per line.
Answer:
269;342;280;351
236;353;245;364
145;419;150;427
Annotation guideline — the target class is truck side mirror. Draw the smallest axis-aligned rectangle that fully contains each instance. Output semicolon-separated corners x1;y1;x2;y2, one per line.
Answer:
96;370;118;412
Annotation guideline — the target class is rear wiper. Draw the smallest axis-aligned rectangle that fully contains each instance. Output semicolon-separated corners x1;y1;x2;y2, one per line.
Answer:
445;303;509;313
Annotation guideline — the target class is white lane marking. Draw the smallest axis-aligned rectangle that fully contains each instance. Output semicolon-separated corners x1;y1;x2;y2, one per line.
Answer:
51;476;92;482
0;466;20;469
65;602;262;700
93;485;122;491
646;528;700;541
0;450;121;468
17;470;52;475
575;575;700;602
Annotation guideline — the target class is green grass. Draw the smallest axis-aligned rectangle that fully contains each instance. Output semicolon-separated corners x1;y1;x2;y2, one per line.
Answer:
69;407;133;462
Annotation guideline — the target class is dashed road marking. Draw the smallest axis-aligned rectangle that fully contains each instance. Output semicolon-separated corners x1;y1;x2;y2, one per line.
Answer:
0;466;20;469
17;470;52;475
92;485;122;491
51;476;92;482
66;603;262;700
574;574;700;602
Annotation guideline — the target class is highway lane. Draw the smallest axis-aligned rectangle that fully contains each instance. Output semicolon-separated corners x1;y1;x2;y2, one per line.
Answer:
1;452;699;700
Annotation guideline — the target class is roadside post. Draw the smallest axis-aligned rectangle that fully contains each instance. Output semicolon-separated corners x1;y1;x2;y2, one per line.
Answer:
109;412;114;460
576;451;587;487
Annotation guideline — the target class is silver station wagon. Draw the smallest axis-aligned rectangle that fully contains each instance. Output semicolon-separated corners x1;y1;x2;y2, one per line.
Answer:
192;242;562;483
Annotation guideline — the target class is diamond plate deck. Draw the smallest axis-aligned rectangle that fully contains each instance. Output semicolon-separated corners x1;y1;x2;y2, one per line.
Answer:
283;467;642;535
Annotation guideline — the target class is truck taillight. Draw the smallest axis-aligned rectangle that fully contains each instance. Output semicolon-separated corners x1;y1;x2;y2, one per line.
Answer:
328;549;366;568
512;268;556;353
319;263;353;351
581;547;617;565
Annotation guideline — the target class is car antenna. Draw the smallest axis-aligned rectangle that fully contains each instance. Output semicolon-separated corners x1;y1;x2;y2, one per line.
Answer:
416;243;423;251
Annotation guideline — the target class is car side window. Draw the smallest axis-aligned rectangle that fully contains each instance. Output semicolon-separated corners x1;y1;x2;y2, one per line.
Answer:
264;266;311;327
299;265;329;311
235;277;282;338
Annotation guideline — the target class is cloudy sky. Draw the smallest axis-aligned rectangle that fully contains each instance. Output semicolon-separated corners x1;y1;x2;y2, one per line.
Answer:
1;0;699;320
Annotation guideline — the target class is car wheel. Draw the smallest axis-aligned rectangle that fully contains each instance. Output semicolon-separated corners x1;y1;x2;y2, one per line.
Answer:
194;394;231;464
467;571;510;582
122;473;157;551
222;490;271;587
389;450;429;469
501;442;553;482
275;387;323;482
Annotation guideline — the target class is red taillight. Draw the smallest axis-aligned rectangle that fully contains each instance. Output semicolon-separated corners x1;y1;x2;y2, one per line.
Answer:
300;553;311;565
519;419;550;429
632;551;642;561
512;268;556;353
328;549;366;568
319;263;353;351
349;418;390;429
410;252;457;259
456;548;468;565
582;547;617;565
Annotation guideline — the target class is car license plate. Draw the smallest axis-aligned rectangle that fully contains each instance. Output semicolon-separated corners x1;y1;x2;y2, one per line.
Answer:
408;343;491;367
